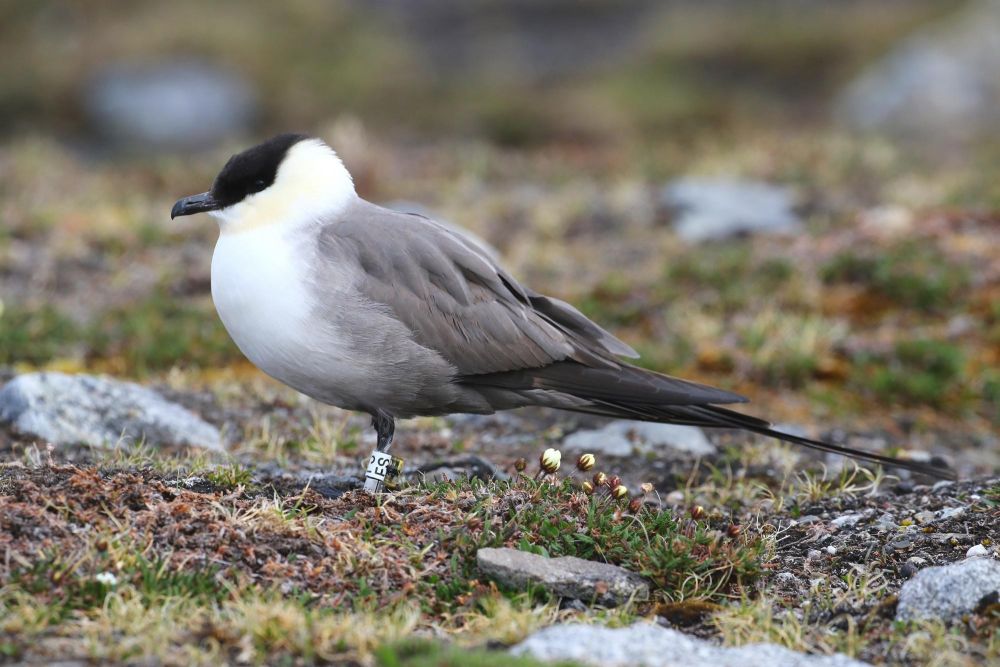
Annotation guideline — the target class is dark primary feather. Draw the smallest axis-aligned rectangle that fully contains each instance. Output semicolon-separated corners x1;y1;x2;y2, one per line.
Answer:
328;200;954;480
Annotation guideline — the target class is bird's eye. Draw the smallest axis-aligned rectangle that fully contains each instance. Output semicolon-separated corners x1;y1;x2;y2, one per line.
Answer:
254;179;266;189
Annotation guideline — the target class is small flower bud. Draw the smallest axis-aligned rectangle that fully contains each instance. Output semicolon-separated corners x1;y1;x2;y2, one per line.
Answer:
576;453;596;472
628;497;643;513
581;481;595;495
690;505;706;520
540;448;561;474
612;485;629;500
514;457;527;472
592;472;608;487
640;482;654;495
607;475;621;490
726;524;741;538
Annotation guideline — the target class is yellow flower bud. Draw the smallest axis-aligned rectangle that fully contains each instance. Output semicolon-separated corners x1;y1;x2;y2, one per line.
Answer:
576;453;596;472
514;458;527;472
540;448;561;474
581;481;595;495
592;472;608;487
612;485;629;500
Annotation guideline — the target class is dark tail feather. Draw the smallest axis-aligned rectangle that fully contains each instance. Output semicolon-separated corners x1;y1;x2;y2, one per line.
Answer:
592;401;956;480
742;422;955;480
462;361;955;480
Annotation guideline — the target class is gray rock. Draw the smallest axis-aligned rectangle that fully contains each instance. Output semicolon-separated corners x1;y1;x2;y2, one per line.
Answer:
932;480;956;493
661;178;800;242
773;571;804;595
0;372;223;451
366;1;658;83
414;455;509;482
896;557;1000;622
511;622;870;667
84;60;256;150
873;513;897;532
562;420;714;458
937;506;967;521
831;513;865;529
476;547;648;606
836;2;1000;149
931;532;976;545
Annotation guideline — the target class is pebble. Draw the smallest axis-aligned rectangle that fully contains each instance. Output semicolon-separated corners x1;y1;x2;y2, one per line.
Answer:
831;513;864;529
897;557;1000;622
938;506;967;521
512;622;870;667
477;548;649;607
665;490;686;506
967;544;989;558
890;536;914;551
562;421;715;458
873;514;898;532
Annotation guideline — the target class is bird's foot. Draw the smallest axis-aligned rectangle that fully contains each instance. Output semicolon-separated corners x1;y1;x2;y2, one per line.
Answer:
363;410;401;493
362;449;404;493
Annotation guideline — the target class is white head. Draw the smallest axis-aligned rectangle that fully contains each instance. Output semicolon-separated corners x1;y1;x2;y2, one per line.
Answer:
171;134;356;233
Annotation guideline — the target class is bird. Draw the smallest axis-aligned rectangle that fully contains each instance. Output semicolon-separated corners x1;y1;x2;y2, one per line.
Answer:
171;133;953;482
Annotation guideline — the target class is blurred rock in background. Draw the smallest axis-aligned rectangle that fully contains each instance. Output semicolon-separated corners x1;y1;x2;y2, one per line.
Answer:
84;60;257;152
660;178;801;243
361;0;659;83
837;0;1000;151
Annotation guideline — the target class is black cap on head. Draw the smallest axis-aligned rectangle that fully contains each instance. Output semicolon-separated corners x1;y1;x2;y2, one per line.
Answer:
171;133;310;219
211;133;310;208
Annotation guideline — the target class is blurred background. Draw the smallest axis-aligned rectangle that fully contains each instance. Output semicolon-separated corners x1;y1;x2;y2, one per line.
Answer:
1;1;997;470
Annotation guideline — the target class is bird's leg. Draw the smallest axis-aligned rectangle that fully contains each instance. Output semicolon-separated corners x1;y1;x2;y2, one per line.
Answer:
363;409;400;494
372;409;395;453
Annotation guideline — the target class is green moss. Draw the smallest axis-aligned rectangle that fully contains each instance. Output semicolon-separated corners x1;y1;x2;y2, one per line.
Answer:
855;339;967;408
204;463;254;490
375;640;579;667
821;243;969;313
85;290;240;375
661;246;796;313
0;303;80;366
1;289;241;373
435;477;764;603
576;272;649;328
983;370;1000;423
8;550;225;623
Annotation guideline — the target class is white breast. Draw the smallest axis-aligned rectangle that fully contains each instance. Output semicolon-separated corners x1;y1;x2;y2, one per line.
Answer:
211;225;331;387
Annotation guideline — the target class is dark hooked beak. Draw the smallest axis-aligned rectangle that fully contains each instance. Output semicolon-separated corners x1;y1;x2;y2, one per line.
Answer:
171;192;221;219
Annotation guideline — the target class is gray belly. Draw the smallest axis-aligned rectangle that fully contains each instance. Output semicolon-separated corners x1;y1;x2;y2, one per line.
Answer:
280;299;472;417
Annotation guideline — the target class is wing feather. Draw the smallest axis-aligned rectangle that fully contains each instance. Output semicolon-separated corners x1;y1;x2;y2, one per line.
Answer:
322;202;619;376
